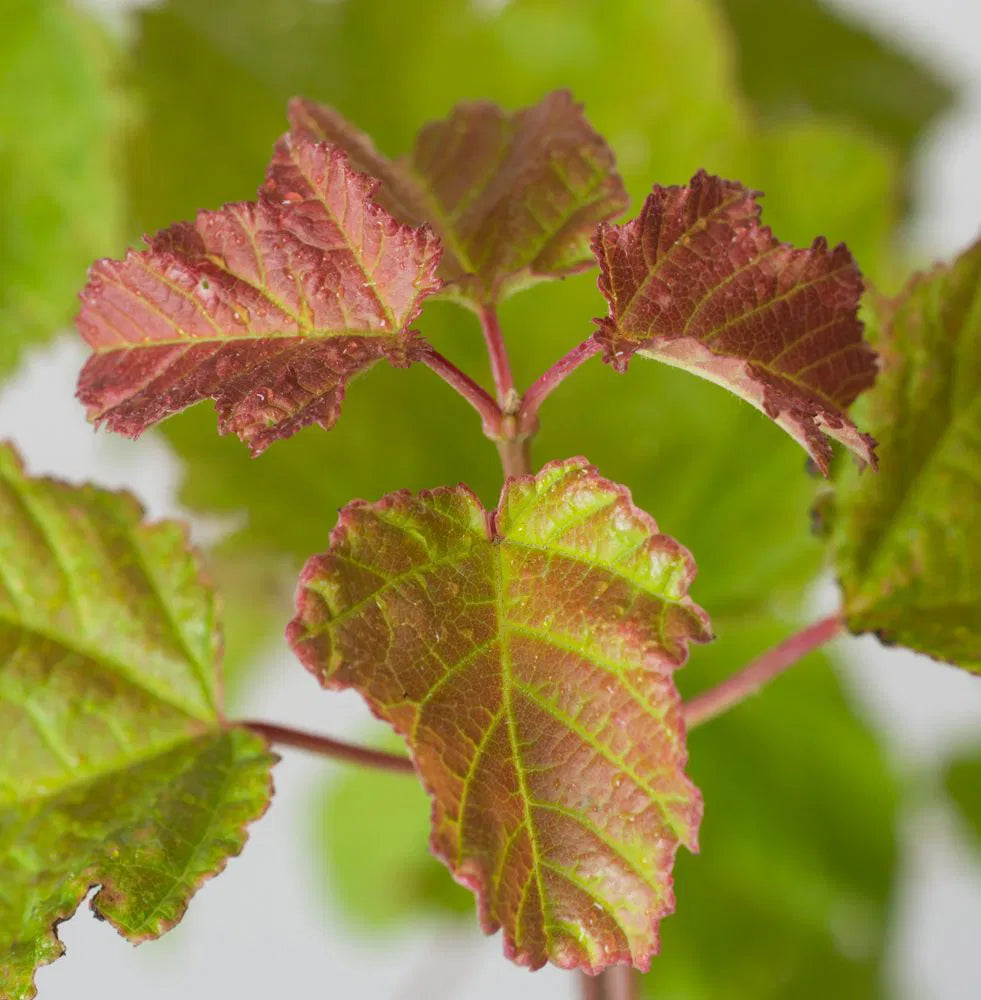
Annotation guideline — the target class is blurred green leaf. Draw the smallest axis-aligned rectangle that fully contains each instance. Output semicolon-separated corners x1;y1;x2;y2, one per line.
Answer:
206;545;295;709
945;752;981;845
316;752;472;929
718;0;953;157
832;239;981;673
0;0;125;379
155;0;747;194
127;7;285;234
645;622;897;999
746;120;902;288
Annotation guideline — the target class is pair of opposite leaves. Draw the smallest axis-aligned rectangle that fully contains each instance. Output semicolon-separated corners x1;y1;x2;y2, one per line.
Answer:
11;90;977;998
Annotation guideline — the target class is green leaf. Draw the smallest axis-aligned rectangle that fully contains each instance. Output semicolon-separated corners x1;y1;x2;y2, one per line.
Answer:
0;444;275;998
206;545;295;708
718;0;954;158
745;121;902;290
831;239;981;672
0;0;125;380
126;7;288;237
945;752;981;845
147;0;746;196
592;171;878;473
290;90;627;307
646;620;898;999
289;458;711;972
316;751;473;928
77;134;442;455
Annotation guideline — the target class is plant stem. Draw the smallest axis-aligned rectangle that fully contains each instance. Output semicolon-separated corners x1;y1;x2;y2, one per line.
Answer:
579;967;639;1000
478;304;516;406
496;435;532;479
420;347;502;435
241;720;415;773
682;614;843;729
519;339;601;433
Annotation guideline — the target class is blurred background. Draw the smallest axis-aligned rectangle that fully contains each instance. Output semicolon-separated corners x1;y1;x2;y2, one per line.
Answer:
2;0;980;997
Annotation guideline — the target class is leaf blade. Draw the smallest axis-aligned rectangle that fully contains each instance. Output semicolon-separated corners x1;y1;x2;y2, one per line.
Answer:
288;457;710;972
76;135;442;454
290;90;628;306
592;171;877;472
0;444;275;997
719;0;954;157
831;239;981;671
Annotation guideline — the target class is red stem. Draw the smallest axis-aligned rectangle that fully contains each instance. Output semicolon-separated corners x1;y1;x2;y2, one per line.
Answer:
497;436;533;479
519;339;601;433
241;720;415;773
682;614;844;729
579;967;639;1000
478;304;516;407
420;347;502;435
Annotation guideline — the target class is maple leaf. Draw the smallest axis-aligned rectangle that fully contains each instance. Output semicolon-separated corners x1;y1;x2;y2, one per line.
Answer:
76;134;441;455
592;170;878;473
0;444;275;998
289;89;628;306
831;238;981;671
288;457;711;973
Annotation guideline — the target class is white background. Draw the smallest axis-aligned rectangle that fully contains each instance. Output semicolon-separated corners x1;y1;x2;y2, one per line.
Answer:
5;1;981;997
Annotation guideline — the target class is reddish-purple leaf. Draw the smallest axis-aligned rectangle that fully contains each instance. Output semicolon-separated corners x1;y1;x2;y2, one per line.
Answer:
592;171;877;473
76;135;441;454
288;458;711;973
290;90;628;306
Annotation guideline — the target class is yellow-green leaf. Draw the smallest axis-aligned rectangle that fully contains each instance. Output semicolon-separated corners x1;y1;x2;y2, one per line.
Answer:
831;239;981;671
289;458;711;972
0;444;275;999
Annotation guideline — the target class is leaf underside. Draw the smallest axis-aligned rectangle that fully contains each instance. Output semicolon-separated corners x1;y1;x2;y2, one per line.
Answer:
289;89;628;307
0;444;275;999
76;135;442;455
592;170;878;473
288;457;711;972
832;238;981;671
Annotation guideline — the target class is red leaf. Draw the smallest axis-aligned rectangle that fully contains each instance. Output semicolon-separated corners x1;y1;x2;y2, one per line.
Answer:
288;458;711;972
290;90;628;306
76;135;441;454
592;171;877;473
